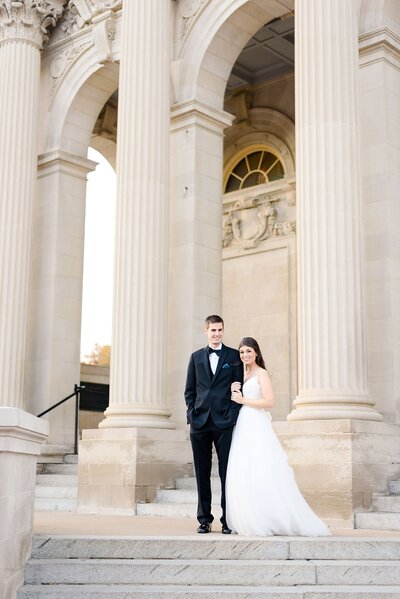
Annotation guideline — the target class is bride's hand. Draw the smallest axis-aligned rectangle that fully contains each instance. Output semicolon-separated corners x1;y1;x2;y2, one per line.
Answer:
231;381;241;392
231;390;243;404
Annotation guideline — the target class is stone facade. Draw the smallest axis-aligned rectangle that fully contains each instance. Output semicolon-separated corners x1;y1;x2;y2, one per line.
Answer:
1;1;400;594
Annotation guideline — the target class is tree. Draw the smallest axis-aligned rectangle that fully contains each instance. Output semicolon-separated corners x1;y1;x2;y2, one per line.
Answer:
83;343;111;366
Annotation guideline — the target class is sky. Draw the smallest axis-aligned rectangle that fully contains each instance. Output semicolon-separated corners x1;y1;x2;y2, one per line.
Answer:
80;147;116;360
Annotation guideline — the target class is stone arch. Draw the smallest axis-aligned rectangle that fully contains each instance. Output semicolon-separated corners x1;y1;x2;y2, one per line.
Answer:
176;0;294;107
43;48;119;156
224;108;295;179
29;47;119;435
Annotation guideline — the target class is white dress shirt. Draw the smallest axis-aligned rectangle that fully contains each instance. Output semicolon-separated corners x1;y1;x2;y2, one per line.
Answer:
209;344;222;375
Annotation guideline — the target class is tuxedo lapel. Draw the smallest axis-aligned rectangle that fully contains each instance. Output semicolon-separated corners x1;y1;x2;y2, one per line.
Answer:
211;345;227;384
202;347;213;383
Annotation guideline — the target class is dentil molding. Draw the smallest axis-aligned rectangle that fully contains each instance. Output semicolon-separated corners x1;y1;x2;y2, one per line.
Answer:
0;0;64;47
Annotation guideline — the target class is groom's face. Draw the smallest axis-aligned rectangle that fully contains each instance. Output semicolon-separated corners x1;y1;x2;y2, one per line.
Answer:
205;321;224;348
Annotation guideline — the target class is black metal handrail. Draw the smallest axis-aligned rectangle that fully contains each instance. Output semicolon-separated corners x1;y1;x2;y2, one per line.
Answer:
37;384;85;455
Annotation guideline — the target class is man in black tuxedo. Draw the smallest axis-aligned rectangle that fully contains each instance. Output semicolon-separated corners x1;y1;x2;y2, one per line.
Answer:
184;315;243;533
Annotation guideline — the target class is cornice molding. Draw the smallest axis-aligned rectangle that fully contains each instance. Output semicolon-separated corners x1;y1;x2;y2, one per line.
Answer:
359;26;400;69
171;98;234;133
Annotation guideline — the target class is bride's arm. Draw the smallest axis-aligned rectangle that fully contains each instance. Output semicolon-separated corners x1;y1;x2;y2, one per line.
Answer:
231;369;275;409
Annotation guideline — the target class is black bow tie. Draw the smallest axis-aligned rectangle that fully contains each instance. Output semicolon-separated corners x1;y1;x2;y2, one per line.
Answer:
208;347;221;356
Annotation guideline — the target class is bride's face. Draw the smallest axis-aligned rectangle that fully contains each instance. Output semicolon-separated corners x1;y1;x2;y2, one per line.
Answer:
239;345;257;367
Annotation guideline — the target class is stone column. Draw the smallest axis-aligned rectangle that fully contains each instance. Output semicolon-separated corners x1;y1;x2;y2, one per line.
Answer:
99;0;172;429
289;0;382;421
0;4;61;596
0;1;62;409
168;99;233;428
27;150;97;445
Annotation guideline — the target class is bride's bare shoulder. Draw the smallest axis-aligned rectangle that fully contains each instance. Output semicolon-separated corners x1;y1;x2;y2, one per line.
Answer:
257;367;271;384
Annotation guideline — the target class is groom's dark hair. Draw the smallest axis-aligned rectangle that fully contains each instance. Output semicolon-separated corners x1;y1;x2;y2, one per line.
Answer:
205;314;224;328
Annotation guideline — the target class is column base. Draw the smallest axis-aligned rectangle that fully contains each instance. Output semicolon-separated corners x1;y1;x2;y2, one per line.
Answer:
288;392;383;422
77;427;193;514
0;408;48;599
274;418;400;527
98;403;175;429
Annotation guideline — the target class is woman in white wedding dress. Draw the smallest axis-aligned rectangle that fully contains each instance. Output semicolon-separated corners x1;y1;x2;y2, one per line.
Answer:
226;337;330;537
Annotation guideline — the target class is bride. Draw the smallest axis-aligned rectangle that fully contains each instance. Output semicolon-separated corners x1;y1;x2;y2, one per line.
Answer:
225;337;330;537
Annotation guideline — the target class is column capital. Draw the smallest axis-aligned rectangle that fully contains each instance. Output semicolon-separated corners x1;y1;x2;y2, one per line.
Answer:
0;0;64;48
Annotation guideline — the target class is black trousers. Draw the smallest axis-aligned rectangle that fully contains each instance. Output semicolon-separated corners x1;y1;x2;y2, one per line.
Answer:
190;415;233;526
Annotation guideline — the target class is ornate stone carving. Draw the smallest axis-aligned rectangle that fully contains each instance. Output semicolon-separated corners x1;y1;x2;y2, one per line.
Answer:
177;0;209;41
223;191;296;250
0;0;65;47
51;0;120;42
49;39;92;100
92;9;116;60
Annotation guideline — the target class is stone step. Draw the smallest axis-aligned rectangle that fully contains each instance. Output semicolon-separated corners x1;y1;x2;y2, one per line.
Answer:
38;445;75;464
36;474;78;486
34;497;77;512
175;477;220;491
23;558;400;587
64;454;78;464
42;463;78;475
35;486;77;498
156;489;204;503
31;535;400;561
372;495;400;513
389;481;400;495
136;502;222;519
355;512;400;531
17;584;400;598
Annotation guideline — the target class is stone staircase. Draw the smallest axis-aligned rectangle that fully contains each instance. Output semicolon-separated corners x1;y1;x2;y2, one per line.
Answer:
35;454;78;512
18;534;400;597
137;475;221;519
356;480;400;531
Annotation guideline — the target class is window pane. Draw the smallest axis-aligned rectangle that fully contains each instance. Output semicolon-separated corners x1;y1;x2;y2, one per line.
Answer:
233;158;248;178
260;152;276;172
247;151;262;170
267;161;285;181
242;171;266;188
225;175;241;193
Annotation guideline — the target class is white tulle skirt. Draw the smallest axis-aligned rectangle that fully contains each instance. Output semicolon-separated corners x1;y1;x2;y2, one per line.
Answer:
226;406;331;537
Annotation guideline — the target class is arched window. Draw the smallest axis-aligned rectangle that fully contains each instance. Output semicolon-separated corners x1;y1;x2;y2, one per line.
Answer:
224;149;285;193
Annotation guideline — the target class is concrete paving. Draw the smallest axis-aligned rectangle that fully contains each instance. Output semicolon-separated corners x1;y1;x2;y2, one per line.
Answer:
33;511;400;537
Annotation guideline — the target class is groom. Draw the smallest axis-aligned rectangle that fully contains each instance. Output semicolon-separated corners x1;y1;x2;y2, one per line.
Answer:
184;315;243;533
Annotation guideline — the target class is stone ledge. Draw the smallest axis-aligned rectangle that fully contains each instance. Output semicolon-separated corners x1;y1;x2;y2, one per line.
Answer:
0;407;48;454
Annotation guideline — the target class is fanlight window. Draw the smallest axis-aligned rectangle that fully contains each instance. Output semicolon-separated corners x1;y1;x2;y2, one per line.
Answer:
224;150;284;193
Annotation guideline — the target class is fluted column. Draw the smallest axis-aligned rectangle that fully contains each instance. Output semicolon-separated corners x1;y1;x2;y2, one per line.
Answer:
100;0;172;428
289;0;382;421
0;1;62;409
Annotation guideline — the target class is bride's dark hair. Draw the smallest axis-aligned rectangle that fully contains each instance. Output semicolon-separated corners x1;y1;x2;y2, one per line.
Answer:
238;337;267;370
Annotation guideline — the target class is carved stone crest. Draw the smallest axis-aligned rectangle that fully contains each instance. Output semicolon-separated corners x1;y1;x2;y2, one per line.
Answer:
223;191;296;250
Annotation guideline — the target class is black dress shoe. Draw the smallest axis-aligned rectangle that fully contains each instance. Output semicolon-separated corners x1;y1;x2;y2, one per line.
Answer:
221;524;232;534
197;522;212;534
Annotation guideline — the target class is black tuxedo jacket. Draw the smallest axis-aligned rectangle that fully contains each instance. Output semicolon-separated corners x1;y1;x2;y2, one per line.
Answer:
184;344;244;430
